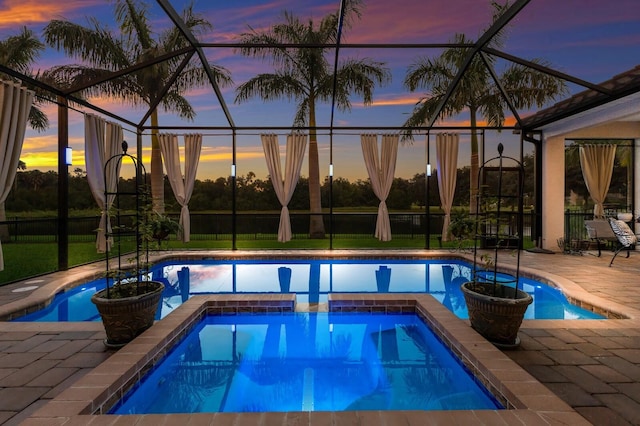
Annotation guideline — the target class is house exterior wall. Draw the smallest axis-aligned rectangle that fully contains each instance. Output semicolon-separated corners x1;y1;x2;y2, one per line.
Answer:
541;135;566;251
541;120;640;251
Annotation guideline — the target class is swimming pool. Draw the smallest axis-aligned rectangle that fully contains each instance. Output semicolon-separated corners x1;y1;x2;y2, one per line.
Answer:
111;312;502;413
14;258;605;321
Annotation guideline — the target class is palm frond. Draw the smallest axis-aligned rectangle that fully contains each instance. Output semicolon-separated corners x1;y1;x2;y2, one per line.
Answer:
160;1;212;51
27;103;49;132
115;0;154;50
235;73;306;104
400;95;445;141
43;20;130;70
174;62;233;93
161;91;195;121
293;98;309;127
0;27;44;74
500;60;568;109
333;59;391;106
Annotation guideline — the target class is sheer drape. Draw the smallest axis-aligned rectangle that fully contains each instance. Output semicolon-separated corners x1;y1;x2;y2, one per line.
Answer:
159;133;202;242
85;114;122;252
436;133;459;241
361;134;398;241
579;144;616;218
0;80;33;271
261;133;307;242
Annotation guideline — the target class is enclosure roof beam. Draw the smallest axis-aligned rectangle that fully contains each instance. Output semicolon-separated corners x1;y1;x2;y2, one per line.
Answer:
156;0;236;129
426;0;531;128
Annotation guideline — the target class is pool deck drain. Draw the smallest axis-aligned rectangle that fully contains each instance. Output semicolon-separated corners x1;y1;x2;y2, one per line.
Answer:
0;249;639;425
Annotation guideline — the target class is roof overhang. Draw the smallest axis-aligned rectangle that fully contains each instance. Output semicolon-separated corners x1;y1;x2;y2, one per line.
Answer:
530;91;640;139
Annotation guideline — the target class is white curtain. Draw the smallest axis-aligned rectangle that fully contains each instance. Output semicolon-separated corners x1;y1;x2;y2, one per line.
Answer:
0;80;33;271
261;133;307;242
579;144;616;218
361;134;399;241
436;133;459;241
159;133;202;242
85;114;122;253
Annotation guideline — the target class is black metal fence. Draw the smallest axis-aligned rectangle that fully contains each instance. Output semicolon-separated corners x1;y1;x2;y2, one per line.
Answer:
563;210;593;250
0;211;536;244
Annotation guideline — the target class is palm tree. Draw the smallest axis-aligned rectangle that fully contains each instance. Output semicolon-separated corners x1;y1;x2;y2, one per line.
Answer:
235;0;391;238
0;27;48;132
43;0;232;212
402;1;567;212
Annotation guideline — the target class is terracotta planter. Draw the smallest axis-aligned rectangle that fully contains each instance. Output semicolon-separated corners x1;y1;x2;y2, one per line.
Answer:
91;281;164;348
461;281;532;348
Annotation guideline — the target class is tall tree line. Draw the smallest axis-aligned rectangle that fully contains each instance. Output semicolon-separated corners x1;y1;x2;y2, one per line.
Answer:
5;158;540;215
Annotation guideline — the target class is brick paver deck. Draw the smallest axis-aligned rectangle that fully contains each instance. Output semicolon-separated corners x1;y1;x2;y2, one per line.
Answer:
0;249;639;425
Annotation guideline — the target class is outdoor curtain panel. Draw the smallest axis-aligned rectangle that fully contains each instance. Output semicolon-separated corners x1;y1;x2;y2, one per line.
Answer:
436;133;459;241
159;133;202;242
579;144;616;218
85;114;123;253
0;80;33;271
261;133;307;242
361;134;399;241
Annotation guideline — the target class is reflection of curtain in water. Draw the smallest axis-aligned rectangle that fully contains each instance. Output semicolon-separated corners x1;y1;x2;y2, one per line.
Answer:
441;265;454;310
369;324;399;362
375;265;391;293
261;322;282;360
285;314;308;359
308;261;320;304
178;266;190;303
354;320;393;409
278;266;292;293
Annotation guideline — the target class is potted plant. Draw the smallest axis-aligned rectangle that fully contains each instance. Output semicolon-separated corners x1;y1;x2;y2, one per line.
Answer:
91;143;165;348
448;209;475;241
147;211;181;246
460;252;532;348
460;144;532;348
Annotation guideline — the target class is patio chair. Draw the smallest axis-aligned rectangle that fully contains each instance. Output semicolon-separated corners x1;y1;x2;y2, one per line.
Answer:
584;219;617;257
607;217;637;267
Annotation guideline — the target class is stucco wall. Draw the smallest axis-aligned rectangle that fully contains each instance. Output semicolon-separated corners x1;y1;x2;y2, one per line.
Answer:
541;120;640;251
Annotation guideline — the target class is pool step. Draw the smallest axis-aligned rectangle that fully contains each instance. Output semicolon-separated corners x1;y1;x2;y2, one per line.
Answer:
295;302;328;312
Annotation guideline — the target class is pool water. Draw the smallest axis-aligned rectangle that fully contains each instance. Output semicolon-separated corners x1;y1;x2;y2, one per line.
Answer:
14;259;605;321
111;312;502;413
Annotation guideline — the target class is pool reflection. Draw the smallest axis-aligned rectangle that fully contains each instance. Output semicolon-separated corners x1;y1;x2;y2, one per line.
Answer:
13;259;605;322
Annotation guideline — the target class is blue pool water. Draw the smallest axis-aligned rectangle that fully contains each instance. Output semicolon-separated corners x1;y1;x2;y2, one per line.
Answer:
14;259;605;321
111;312;502;413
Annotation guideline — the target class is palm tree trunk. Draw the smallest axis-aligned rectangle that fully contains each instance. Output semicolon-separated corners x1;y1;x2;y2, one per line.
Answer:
308;101;325;238
469;108;479;214
150;111;164;214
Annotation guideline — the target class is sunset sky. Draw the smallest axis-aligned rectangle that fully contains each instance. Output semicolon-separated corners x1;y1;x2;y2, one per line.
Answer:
2;0;639;181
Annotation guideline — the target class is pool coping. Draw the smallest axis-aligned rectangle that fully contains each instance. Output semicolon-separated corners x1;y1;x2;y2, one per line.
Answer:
25;293;590;425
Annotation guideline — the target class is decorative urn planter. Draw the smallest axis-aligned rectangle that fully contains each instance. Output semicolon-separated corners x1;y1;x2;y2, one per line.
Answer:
461;281;532;348
91;144;165;348
91;281;164;348
461;143;532;349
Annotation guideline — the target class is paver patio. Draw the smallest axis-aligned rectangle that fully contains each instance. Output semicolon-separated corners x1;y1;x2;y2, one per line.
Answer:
0;249;638;425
